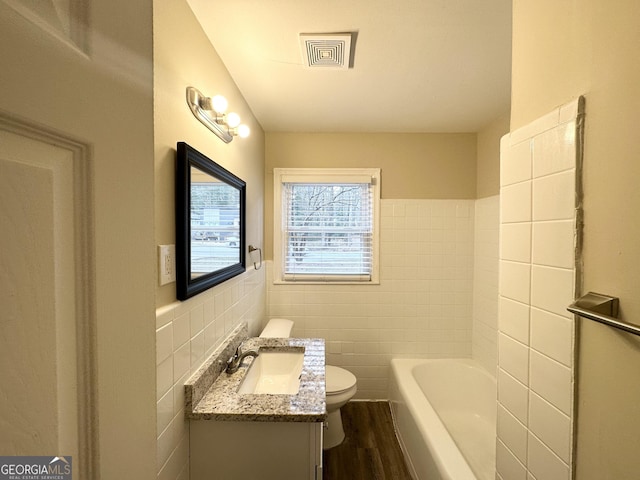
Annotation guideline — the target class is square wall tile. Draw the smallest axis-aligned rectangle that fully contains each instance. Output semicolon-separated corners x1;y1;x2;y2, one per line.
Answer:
156;356;173;401
496;440;527;480
173;312;190;350
529;392;572;463
501;181;532;223
531;265;574;318
501;139;532;187
173;342;190;381
497;404;528;463
499;333;529;385
498;368;529;425
530;307;573;367
157;389;173;436
530;350;572;415
500;261;531;304
532;221;575;269
190;304;204;337
203;298;215;326
156;324;173;365
532;170;575;221
157;415;175;471
499;297;530;345
173;371;190;417
500;223;531;263
532;121;576;178
528;433;570;480
204;322;217;353
190;331;205;368
156;306;175;329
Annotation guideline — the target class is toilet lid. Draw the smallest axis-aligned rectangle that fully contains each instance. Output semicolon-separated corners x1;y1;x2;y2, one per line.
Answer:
325;365;357;394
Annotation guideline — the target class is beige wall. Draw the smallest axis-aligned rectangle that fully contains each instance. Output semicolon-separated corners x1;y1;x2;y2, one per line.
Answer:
153;1;267;477
512;1;640;478
264;132;476;258
154;0;265;308
476;112;510;198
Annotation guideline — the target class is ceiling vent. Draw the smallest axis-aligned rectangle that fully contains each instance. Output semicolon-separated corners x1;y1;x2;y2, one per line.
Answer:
300;33;354;69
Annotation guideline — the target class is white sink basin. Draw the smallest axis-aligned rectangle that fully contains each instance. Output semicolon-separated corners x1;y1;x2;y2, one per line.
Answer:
237;349;304;394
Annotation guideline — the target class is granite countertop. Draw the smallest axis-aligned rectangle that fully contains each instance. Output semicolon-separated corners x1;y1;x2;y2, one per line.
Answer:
185;333;326;423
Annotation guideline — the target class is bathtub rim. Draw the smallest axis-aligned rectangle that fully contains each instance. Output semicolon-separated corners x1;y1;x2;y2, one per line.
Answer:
390;357;496;480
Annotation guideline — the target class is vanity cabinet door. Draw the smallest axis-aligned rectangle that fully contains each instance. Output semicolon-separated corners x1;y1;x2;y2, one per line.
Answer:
191;420;323;480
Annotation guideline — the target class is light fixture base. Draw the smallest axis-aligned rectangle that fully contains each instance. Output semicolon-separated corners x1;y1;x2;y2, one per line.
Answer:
186;87;233;143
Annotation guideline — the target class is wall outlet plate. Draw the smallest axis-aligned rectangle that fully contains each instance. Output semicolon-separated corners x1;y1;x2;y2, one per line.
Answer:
158;244;176;285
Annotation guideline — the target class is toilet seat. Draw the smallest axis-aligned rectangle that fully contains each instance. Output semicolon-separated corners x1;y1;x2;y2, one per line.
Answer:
326;365;357;395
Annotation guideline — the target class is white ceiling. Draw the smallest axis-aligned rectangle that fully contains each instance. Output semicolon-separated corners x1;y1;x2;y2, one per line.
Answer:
187;0;512;133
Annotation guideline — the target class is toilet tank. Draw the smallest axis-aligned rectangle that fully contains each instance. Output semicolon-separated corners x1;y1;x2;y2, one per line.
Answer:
260;318;294;338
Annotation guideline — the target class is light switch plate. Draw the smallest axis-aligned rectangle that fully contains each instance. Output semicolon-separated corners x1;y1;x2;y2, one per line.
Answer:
158;244;176;285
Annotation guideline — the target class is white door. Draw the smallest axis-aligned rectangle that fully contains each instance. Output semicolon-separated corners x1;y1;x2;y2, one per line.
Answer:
0;0;156;478
0;126;91;465
0;2;96;475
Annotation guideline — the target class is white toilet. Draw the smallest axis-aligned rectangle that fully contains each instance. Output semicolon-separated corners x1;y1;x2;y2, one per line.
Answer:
260;318;357;449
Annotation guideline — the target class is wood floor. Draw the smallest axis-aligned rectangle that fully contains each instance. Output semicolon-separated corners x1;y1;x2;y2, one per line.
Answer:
322;401;413;480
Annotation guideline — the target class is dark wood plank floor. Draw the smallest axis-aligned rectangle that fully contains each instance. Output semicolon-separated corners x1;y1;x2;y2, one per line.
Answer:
323;401;413;480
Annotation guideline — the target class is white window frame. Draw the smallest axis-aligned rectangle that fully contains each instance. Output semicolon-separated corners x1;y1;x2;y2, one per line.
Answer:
273;168;381;284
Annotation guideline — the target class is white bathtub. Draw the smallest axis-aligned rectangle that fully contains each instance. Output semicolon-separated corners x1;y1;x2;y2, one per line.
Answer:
390;358;497;480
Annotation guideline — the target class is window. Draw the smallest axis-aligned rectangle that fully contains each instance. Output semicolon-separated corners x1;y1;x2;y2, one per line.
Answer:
273;168;380;283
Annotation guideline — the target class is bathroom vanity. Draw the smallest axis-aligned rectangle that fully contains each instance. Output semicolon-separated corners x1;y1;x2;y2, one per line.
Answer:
185;325;326;480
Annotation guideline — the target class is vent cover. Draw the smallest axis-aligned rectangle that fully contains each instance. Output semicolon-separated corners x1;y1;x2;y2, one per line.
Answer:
300;33;353;69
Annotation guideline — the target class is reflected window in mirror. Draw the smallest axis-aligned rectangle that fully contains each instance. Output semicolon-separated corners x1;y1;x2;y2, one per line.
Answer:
190;167;241;275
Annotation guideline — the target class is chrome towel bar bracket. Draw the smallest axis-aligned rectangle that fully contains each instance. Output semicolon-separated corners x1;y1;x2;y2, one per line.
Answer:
568;292;640;336
248;245;262;270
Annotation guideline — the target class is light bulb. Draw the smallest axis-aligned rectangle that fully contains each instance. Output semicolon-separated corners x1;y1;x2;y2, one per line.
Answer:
237;124;250;138
211;95;228;114
226;112;241;128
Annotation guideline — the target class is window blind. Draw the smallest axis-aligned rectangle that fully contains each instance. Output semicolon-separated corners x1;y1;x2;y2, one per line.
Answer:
282;182;373;281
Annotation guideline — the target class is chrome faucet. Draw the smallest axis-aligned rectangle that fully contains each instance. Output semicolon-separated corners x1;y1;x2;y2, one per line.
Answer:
225;344;259;374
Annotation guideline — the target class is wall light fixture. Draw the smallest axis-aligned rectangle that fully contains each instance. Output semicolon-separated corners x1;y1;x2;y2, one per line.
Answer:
186;86;250;143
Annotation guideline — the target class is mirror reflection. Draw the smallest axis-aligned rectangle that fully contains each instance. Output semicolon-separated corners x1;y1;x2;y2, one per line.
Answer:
190;165;241;278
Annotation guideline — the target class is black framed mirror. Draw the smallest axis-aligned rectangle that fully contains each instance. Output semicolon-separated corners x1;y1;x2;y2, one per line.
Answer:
176;142;246;300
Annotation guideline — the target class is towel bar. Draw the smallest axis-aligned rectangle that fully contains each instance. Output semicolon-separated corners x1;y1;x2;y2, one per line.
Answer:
568;292;640;336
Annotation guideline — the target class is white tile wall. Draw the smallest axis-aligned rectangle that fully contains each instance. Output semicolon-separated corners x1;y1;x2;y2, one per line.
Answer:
529;350;572;415
500;139;532;187
501;223;532;263
527;433;570;480
268;199;479;399
532;171;576;221
530;307;573;367
532;121;576;178
497;97;583;480
472;195;500;374
155;267;266;479
499;297;530;345
497;404;528;464
501;181;532;223
499;333;530;385
496;439;527;480
529;392;571;465
498;369;529;425
532;221;575;269
500;261;531;305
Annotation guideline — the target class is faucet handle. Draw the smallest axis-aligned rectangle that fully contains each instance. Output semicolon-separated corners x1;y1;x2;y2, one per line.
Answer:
226;344;240;368
234;341;246;356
